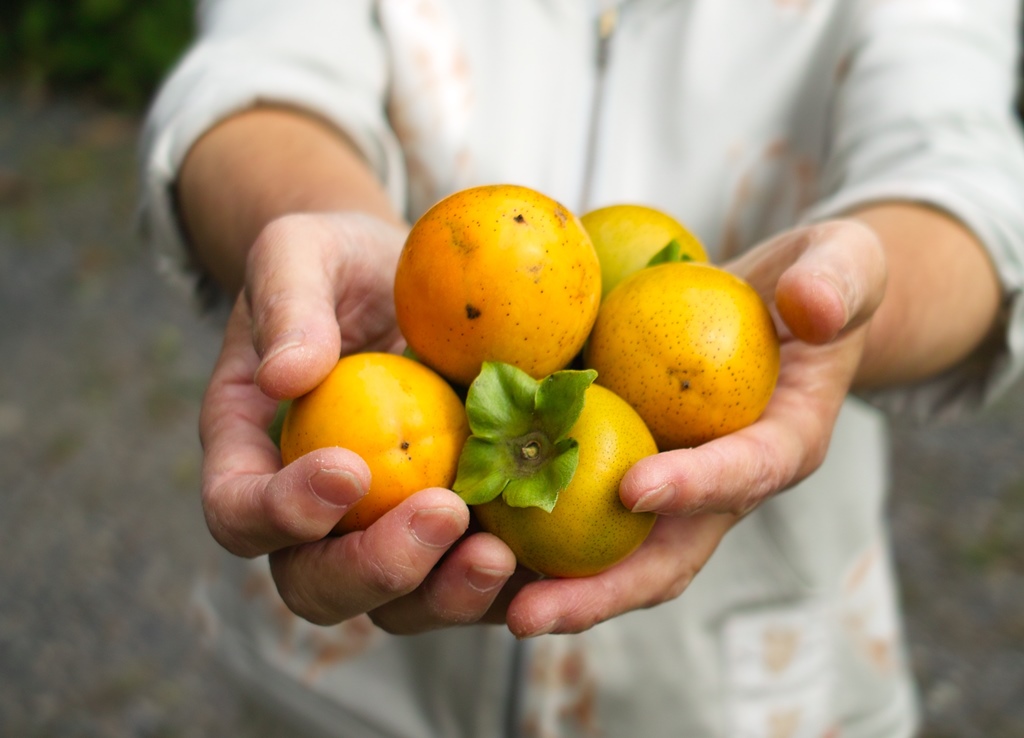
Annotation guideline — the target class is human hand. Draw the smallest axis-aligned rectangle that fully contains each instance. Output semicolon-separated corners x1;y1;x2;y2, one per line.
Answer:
498;219;888;638
199;212;520;630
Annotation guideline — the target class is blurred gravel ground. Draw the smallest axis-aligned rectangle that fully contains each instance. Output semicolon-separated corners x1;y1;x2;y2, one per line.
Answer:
1;91;1022;738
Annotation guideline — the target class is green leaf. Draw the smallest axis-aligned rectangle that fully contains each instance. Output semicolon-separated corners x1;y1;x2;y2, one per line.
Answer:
535;369;596;441
267;400;291;449
646;238;694;267
453;361;594;511
464;361;537;440
452;436;511;505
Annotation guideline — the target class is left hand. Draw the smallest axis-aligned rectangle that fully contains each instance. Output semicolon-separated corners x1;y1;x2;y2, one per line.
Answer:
500;218;888;638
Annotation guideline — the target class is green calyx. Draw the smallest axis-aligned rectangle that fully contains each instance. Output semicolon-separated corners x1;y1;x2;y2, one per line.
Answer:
646;238;694;267
453;362;597;513
267;399;291;449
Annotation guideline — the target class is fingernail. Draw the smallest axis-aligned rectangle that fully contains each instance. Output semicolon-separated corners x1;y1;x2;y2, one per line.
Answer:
254;330;304;379
466;566;511;593
410;508;464;548
631;483;676;513
308;469;366;508
520;618;560;639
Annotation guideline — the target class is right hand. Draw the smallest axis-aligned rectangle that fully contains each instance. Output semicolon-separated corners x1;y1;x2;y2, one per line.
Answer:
199;212;520;631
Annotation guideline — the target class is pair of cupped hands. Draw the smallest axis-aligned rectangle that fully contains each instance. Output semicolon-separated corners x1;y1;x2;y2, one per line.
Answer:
201;210;886;639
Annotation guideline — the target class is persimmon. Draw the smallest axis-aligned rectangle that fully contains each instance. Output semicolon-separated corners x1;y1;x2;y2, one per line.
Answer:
394;184;602;386
580;203;707;299
279;352;470;532
454;362;657;578
585;262;780;450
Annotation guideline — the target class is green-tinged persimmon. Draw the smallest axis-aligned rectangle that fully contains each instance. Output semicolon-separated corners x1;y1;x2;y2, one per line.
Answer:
580;203;707;299
453;362;657;578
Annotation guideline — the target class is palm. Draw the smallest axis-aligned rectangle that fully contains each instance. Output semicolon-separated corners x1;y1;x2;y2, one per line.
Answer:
496;220;885;638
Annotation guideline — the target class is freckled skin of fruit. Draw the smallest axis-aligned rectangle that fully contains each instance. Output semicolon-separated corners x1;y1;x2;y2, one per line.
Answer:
394;184;602;386
471;384;658;578
584;262;780;451
279;353;470;533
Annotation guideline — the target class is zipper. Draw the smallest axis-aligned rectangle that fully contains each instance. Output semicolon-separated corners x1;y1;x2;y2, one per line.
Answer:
503;12;619;738
503;634;526;738
578;5;619;213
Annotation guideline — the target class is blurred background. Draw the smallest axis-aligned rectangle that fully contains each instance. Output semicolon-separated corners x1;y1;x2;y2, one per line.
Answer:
1;3;1022;737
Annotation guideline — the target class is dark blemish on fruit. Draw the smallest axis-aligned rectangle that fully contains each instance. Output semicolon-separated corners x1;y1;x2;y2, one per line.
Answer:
514;213;526;224
554;206;568;227
451;231;478;255
401;441;410;450
667;367;692;392
466;304;482;319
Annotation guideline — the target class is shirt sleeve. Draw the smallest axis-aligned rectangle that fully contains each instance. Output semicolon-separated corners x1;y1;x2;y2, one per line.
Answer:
137;0;408;305
802;0;1024;421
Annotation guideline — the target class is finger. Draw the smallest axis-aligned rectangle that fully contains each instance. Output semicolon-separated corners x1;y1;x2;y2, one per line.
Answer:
246;214;346;400
203;447;370;558
367;532;518;633
268;488;470;626
622;425;810;518
730;220;887;344
479;567;544;625
199;298;370;556
505;514;734;638
619;348;852;517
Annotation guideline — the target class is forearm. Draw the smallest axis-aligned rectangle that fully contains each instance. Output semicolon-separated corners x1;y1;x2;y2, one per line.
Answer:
852;202;1003;389
176;106;404;296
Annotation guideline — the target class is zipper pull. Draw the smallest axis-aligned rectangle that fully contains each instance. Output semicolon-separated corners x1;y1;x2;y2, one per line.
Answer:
580;5;619;213
596;7;619;68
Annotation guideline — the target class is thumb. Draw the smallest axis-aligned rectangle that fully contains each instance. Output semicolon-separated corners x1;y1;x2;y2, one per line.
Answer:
730;220;888;345
246;215;343;400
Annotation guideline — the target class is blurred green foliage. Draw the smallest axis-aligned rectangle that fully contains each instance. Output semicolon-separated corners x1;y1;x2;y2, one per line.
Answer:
0;0;194;110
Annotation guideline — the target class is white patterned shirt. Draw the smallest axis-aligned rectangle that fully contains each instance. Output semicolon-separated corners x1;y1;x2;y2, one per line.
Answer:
140;1;1024;736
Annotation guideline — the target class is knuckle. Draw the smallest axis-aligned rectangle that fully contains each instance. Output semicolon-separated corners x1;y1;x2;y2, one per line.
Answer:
368;609;420;636
795;413;833;481
754;432;798;491
804;434;831;474
659;566;698;603
250;214;309;260
371;581;490;635
280;591;337;627
841;217;882;248
201;484;257;558
359;554;418;599
813;218;871;248
203;513;259;558
261;490;315;542
662;575;692;603
201;507;240;554
270;549;344;626
640;552;701;610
